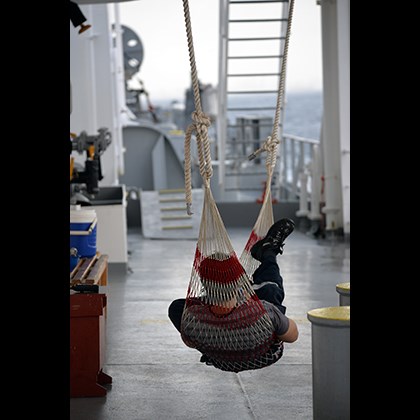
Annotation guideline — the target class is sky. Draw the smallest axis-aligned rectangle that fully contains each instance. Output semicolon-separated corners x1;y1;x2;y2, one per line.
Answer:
118;0;323;103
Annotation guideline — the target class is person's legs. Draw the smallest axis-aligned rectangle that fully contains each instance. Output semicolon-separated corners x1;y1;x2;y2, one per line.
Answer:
168;298;186;332
252;250;286;314
250;218;295;314
168;298;213;364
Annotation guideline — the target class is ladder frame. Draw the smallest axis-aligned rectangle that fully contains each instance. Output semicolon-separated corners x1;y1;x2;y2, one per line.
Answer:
217;0;290;199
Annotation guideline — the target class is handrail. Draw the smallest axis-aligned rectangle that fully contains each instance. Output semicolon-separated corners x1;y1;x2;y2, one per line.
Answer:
283;133;319;145
279;134;320;202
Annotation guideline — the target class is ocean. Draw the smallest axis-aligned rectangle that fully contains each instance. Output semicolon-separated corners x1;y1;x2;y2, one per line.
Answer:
282;91;323;140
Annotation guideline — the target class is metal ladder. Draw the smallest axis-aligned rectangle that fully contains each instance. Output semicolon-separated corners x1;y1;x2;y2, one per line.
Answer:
217;0;290;199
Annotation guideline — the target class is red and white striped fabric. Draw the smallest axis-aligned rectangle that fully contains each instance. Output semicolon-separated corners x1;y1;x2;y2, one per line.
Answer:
239;185;275;281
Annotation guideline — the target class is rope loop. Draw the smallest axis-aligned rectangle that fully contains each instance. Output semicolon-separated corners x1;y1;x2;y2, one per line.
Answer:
184;110;213;215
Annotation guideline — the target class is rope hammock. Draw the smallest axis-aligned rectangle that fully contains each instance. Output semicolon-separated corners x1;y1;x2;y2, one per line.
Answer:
180;0;295;372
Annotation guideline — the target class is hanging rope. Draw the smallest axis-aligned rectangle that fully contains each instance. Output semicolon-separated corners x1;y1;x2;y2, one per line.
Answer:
248;0;295;171
182;0;213;215
240;0;295;279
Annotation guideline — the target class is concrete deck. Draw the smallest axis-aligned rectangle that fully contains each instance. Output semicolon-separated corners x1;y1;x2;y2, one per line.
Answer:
70;227;350;420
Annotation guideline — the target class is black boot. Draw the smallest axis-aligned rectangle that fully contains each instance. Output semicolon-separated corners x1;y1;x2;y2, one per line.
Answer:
251;218;295;262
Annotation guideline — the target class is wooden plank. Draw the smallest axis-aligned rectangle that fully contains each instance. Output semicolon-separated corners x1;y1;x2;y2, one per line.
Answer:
99;265;108;286
85;255;109;285
70;258;84;278
70;255;98;285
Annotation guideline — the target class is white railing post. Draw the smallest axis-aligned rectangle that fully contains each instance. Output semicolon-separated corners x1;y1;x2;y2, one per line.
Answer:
309;144;322;222
296;171;309;217
217;0;229;197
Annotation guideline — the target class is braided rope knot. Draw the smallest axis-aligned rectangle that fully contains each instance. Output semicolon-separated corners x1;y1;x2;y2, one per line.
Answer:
248;135;279;160
184;110;213;215
190;111;213;180
264;135;279;170
191;110;211;130
265;135;279;153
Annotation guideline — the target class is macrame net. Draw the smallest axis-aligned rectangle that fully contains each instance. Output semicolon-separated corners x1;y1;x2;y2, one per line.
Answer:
239;146;276;280
179;0;294;372
180;184;284;372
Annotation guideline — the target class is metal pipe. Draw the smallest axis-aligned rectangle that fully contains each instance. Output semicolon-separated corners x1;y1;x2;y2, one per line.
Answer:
217;0;229;194
113;2;126;177
308;144;322;221
291;140;297;198
228;18;288;22
228;55;283;59
319;0;343;231
227;73;280;77
228;37;285;41
229;1;288;4
281;137;288;199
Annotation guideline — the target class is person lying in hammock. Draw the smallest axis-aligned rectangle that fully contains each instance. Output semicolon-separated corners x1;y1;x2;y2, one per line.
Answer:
168;218;299;368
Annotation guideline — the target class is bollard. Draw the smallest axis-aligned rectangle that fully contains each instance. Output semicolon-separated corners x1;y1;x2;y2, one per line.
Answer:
336;282;350;306
307;306;350;420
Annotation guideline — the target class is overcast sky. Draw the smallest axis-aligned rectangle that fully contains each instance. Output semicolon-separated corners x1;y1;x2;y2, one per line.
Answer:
119;0;322;102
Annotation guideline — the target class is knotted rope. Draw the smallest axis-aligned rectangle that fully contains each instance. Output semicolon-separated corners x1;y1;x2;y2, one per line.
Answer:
184;110;212;215
240;0;295;278
248;0;295;179
182;0;213;215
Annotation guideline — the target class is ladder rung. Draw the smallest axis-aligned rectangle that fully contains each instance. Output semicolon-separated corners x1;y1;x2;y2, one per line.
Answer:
228;37;285;41
228;73;280;77
227;123;278;128
229;1;288;3
226;172;269;176
227;122;273;128
228;90;279;94
226;140;263;144
228;55;283;59
224;187;266;191
227;107;277;111
229;19;288;22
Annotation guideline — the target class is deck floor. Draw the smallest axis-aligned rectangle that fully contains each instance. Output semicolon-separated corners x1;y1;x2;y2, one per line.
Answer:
70;227;350;420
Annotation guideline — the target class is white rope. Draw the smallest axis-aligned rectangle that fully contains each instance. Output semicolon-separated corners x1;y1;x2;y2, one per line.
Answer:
248;0;295;175
182;0;213;215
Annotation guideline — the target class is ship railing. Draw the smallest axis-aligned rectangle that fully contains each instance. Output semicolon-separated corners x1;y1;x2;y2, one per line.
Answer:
278;133;320;204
